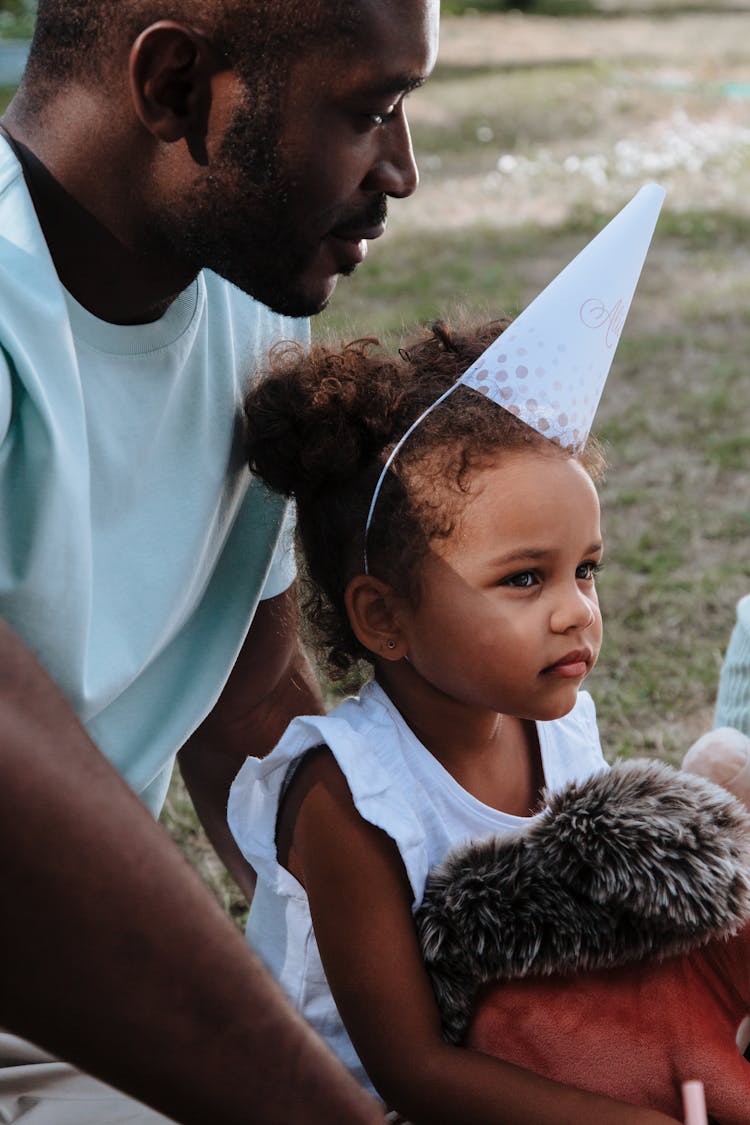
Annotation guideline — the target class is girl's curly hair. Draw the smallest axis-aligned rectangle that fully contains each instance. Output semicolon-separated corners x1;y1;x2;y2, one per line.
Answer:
245;318;606;680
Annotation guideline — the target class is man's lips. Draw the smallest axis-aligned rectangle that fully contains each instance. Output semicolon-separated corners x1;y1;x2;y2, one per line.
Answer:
321;195;388;270
329;222;387;244
327;222;387;261
542;649;593;678
322;223;386;271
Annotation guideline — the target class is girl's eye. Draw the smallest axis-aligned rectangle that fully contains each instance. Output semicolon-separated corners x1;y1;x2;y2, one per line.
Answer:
501;570;538;589
577;561;603;581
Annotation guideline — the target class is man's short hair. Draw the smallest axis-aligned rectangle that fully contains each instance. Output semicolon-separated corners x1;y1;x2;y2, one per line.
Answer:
24;0;359;99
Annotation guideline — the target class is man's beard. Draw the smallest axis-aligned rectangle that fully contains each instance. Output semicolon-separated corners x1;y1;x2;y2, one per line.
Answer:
184;189;322;318
162;136;318;315
152;102;343;318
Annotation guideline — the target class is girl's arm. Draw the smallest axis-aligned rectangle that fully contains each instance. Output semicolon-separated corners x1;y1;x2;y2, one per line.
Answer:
286;749;679;1125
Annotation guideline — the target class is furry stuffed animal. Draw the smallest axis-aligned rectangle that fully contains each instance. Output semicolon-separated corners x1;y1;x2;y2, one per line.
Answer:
415;761;750;1124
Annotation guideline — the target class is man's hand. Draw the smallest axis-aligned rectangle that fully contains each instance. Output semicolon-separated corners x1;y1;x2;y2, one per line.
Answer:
179;583;323;900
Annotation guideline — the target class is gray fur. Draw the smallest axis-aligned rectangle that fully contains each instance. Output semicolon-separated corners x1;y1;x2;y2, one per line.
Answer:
415;759;750;1045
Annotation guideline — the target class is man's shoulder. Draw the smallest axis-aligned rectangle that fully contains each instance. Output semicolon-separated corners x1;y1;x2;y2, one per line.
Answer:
0;136;41;248
0;138;61;312
0;135;22;197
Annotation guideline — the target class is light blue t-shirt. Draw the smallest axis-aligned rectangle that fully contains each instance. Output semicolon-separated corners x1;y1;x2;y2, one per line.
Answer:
0;138;309;813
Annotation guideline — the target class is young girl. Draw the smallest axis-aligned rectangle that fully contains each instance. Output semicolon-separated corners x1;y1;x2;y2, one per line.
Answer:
228;310;680;1124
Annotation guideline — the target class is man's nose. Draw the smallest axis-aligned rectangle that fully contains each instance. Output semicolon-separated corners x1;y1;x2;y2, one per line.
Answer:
362;112;419;199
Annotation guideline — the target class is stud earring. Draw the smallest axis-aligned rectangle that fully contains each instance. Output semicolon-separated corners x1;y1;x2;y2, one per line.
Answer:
386;639;397;650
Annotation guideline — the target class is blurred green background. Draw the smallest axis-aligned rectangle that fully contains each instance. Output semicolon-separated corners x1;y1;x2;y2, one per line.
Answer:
3;1;749;921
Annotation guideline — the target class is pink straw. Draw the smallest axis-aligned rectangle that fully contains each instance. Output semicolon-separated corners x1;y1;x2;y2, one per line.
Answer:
682;1080;708;1125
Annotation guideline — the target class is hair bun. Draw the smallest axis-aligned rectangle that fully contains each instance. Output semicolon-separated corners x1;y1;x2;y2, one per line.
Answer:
245;339;407;500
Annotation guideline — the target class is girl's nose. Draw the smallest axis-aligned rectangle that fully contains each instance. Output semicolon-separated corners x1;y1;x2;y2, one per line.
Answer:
550;586;597;634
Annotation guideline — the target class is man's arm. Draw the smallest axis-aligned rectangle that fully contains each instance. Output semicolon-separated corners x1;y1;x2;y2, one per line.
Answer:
0;617;382;1125
178;583;323;900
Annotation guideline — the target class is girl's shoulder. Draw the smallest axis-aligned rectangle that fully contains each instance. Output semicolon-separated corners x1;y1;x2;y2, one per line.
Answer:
228;681;431;901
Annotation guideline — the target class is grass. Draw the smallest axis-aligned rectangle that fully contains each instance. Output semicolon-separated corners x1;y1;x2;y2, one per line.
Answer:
444;1;600;13
0;7;34;40
395;61;616;165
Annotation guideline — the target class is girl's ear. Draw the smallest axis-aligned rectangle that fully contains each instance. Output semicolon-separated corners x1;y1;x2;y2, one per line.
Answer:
129;21;226;152
345;575;408;662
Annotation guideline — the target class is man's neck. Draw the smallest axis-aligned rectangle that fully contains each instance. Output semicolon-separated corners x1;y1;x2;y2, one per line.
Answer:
1;109;196;325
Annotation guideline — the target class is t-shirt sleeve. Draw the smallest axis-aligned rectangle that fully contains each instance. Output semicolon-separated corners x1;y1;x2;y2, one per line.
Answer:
0;349;11;445
578;690;607;765
543;691;609;795
259;500;297;601
715;594;750;735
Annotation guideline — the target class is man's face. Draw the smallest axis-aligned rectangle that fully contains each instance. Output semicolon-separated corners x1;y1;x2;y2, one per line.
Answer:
165;0;439;317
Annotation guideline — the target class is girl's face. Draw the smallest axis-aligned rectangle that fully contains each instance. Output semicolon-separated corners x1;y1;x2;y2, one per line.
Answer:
394;449;603;723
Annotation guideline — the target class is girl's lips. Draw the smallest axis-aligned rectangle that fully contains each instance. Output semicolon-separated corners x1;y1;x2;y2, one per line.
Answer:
542;650;592;678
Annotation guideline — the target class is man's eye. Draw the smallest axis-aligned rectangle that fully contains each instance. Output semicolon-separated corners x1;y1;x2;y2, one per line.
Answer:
367;107;397;127
502;571;537;589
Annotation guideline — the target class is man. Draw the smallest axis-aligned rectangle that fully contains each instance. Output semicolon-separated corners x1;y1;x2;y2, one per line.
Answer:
0;1;439;1122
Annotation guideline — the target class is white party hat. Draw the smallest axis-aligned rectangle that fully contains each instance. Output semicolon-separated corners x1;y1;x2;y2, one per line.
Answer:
458;182;665;448
363;183;665;572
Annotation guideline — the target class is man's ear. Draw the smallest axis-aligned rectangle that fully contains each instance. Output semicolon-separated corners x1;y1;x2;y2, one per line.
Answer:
129;21;226;150
345;575;408;662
